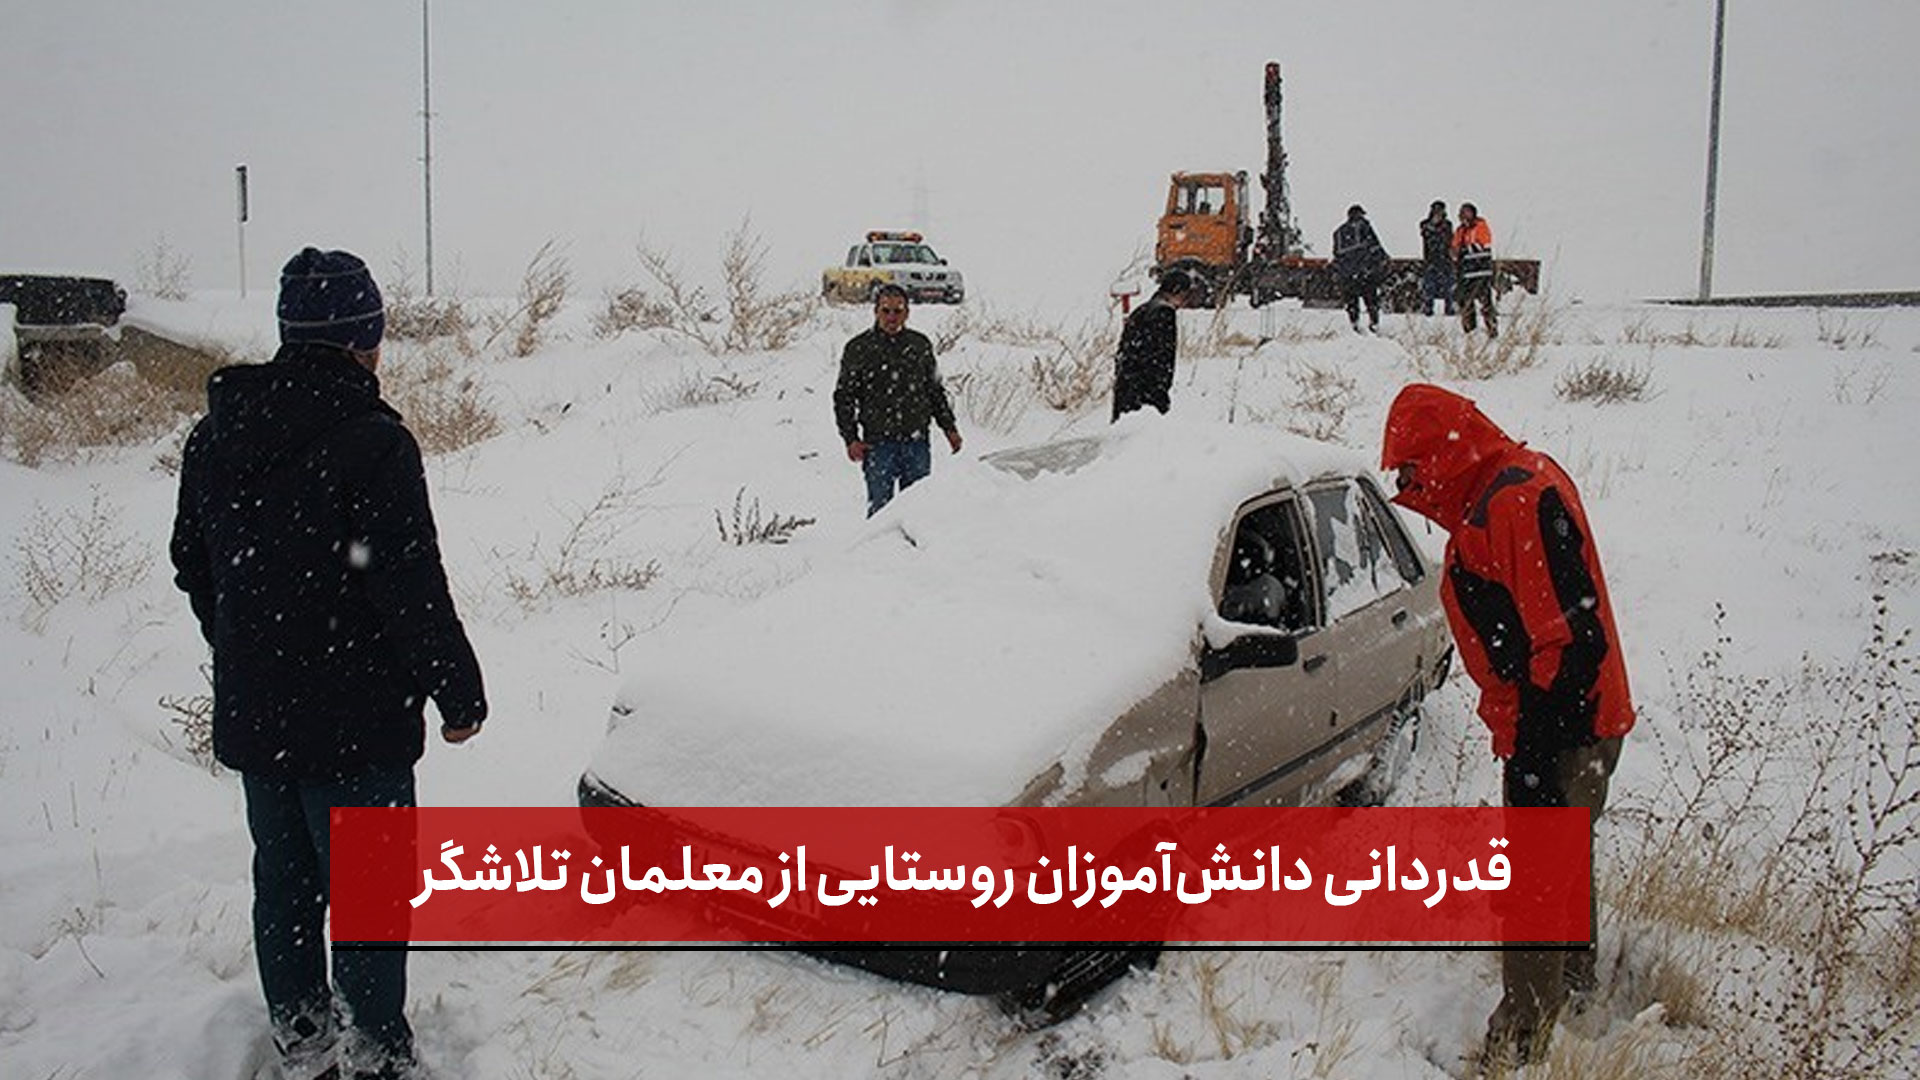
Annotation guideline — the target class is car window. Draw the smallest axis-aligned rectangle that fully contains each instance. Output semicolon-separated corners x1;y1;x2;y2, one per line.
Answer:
1358;477;1424;587
1217;496;1317;632
1306;480;1396;621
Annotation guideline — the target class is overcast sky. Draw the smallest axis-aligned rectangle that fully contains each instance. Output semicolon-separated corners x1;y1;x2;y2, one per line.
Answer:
4;1;1916;311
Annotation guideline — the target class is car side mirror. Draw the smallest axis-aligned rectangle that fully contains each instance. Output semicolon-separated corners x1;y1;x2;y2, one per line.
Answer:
1198;630;1299;683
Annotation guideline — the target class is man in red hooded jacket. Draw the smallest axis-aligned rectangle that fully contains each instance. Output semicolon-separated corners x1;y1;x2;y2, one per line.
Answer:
1381;383;1634;1067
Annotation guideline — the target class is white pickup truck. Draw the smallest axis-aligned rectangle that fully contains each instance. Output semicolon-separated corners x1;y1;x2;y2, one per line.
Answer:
821;231;965;305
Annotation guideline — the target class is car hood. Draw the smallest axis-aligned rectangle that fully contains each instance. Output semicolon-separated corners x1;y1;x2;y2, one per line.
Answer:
589;416;1365;807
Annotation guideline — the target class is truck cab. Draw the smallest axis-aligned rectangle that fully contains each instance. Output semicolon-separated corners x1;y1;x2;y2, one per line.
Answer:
1154;172;1252;292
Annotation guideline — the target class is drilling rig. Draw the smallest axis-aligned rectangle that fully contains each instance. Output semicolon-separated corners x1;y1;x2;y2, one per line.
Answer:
1152;62;1539;310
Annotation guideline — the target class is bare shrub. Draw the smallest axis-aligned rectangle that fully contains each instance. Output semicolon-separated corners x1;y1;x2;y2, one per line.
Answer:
381;344;501;454
591;287;677;339
945;366;1031;435
623;220;818;354
14;491;153;628
383;252;476;346
717;220;817;353
478;240;571;358
972;309;1118;415
929;304;978;355
714;487;815;546
642;370;760;414
503;474;667;606
1607;600;1920;1078
133;235;193;300
1;360;201;468
159;664;219;774
1280;359;1359;440
1556;355;1654;404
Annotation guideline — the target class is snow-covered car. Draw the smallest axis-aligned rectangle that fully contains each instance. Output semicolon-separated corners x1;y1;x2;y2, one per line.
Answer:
821;230;965;304
575;418;1450;1010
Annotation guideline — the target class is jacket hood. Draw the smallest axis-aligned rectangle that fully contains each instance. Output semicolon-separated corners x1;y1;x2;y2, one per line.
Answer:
1380;383;1518;525
200;342;394;483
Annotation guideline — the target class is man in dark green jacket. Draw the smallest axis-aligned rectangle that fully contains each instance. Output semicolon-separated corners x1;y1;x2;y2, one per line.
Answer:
832;284;963;515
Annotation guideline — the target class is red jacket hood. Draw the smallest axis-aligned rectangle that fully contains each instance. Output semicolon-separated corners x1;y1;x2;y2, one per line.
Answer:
1380;383;1519;526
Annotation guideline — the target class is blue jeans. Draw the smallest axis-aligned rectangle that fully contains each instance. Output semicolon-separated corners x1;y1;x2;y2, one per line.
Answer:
1423;266;1456;315
243;763;416;1073
862;438;931;516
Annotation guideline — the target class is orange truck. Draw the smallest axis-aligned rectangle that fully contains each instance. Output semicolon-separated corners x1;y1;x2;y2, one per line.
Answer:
1154;64;1540;311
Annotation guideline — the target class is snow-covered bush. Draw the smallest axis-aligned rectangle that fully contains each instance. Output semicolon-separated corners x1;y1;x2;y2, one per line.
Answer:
381;342;501;454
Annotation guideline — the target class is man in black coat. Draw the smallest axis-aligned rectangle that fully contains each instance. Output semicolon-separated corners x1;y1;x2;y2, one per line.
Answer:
1332;204;1389;333
833;283;963;516
1419;200;1456;317
1111;266;1201;421
171;247;487;1080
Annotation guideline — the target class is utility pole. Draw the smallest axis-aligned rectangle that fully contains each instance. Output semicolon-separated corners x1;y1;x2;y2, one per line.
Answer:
1698;0;1727;301
422;0;436;296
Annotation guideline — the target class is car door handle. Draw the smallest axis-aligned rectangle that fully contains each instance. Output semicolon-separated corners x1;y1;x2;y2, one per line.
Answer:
1303;654;1328;674
1391;609;1409;627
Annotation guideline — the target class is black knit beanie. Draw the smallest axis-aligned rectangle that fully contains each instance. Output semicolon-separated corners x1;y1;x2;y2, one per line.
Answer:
277;247;385;352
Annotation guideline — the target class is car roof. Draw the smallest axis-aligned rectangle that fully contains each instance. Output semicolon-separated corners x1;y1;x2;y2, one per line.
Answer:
592;417;1367;808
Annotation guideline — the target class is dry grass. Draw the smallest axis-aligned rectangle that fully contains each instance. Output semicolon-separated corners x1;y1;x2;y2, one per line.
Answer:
1;359;204;468
945;364;1032;435
13;491;153;629
502;473;668;607
158;664;219;774
1393;293;1561;379
641;370;760;414
1280;359;1359;441
1603;599;1920;1078
1619;315;1787;350
936;304;1118;432
381;343;502;454
1556;355;1654;404
1815;311;1882;351
714;487;815;546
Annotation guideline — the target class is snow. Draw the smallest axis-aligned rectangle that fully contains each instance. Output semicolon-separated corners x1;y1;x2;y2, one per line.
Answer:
2;292;1917;1077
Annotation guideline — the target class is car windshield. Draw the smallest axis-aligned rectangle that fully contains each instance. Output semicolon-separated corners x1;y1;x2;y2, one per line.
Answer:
871;243;940;265
981;437;1104;479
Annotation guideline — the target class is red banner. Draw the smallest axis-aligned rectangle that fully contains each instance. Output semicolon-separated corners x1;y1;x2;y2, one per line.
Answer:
330;807;1590;944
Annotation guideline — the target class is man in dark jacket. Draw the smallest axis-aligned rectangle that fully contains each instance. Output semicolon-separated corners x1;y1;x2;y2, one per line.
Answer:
171;247;487;1080
1111;266;1201;421
833;283;963;516
1382;384;1634;1069
1332;205;1390;333
1419;201;1456;316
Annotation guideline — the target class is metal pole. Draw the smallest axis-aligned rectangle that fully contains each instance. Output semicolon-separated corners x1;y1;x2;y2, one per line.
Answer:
236;163;249;299
1698;0;1727;301
422;0;436;296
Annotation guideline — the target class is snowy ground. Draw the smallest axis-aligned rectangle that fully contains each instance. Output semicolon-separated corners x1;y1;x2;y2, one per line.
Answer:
2;292;1916;1078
